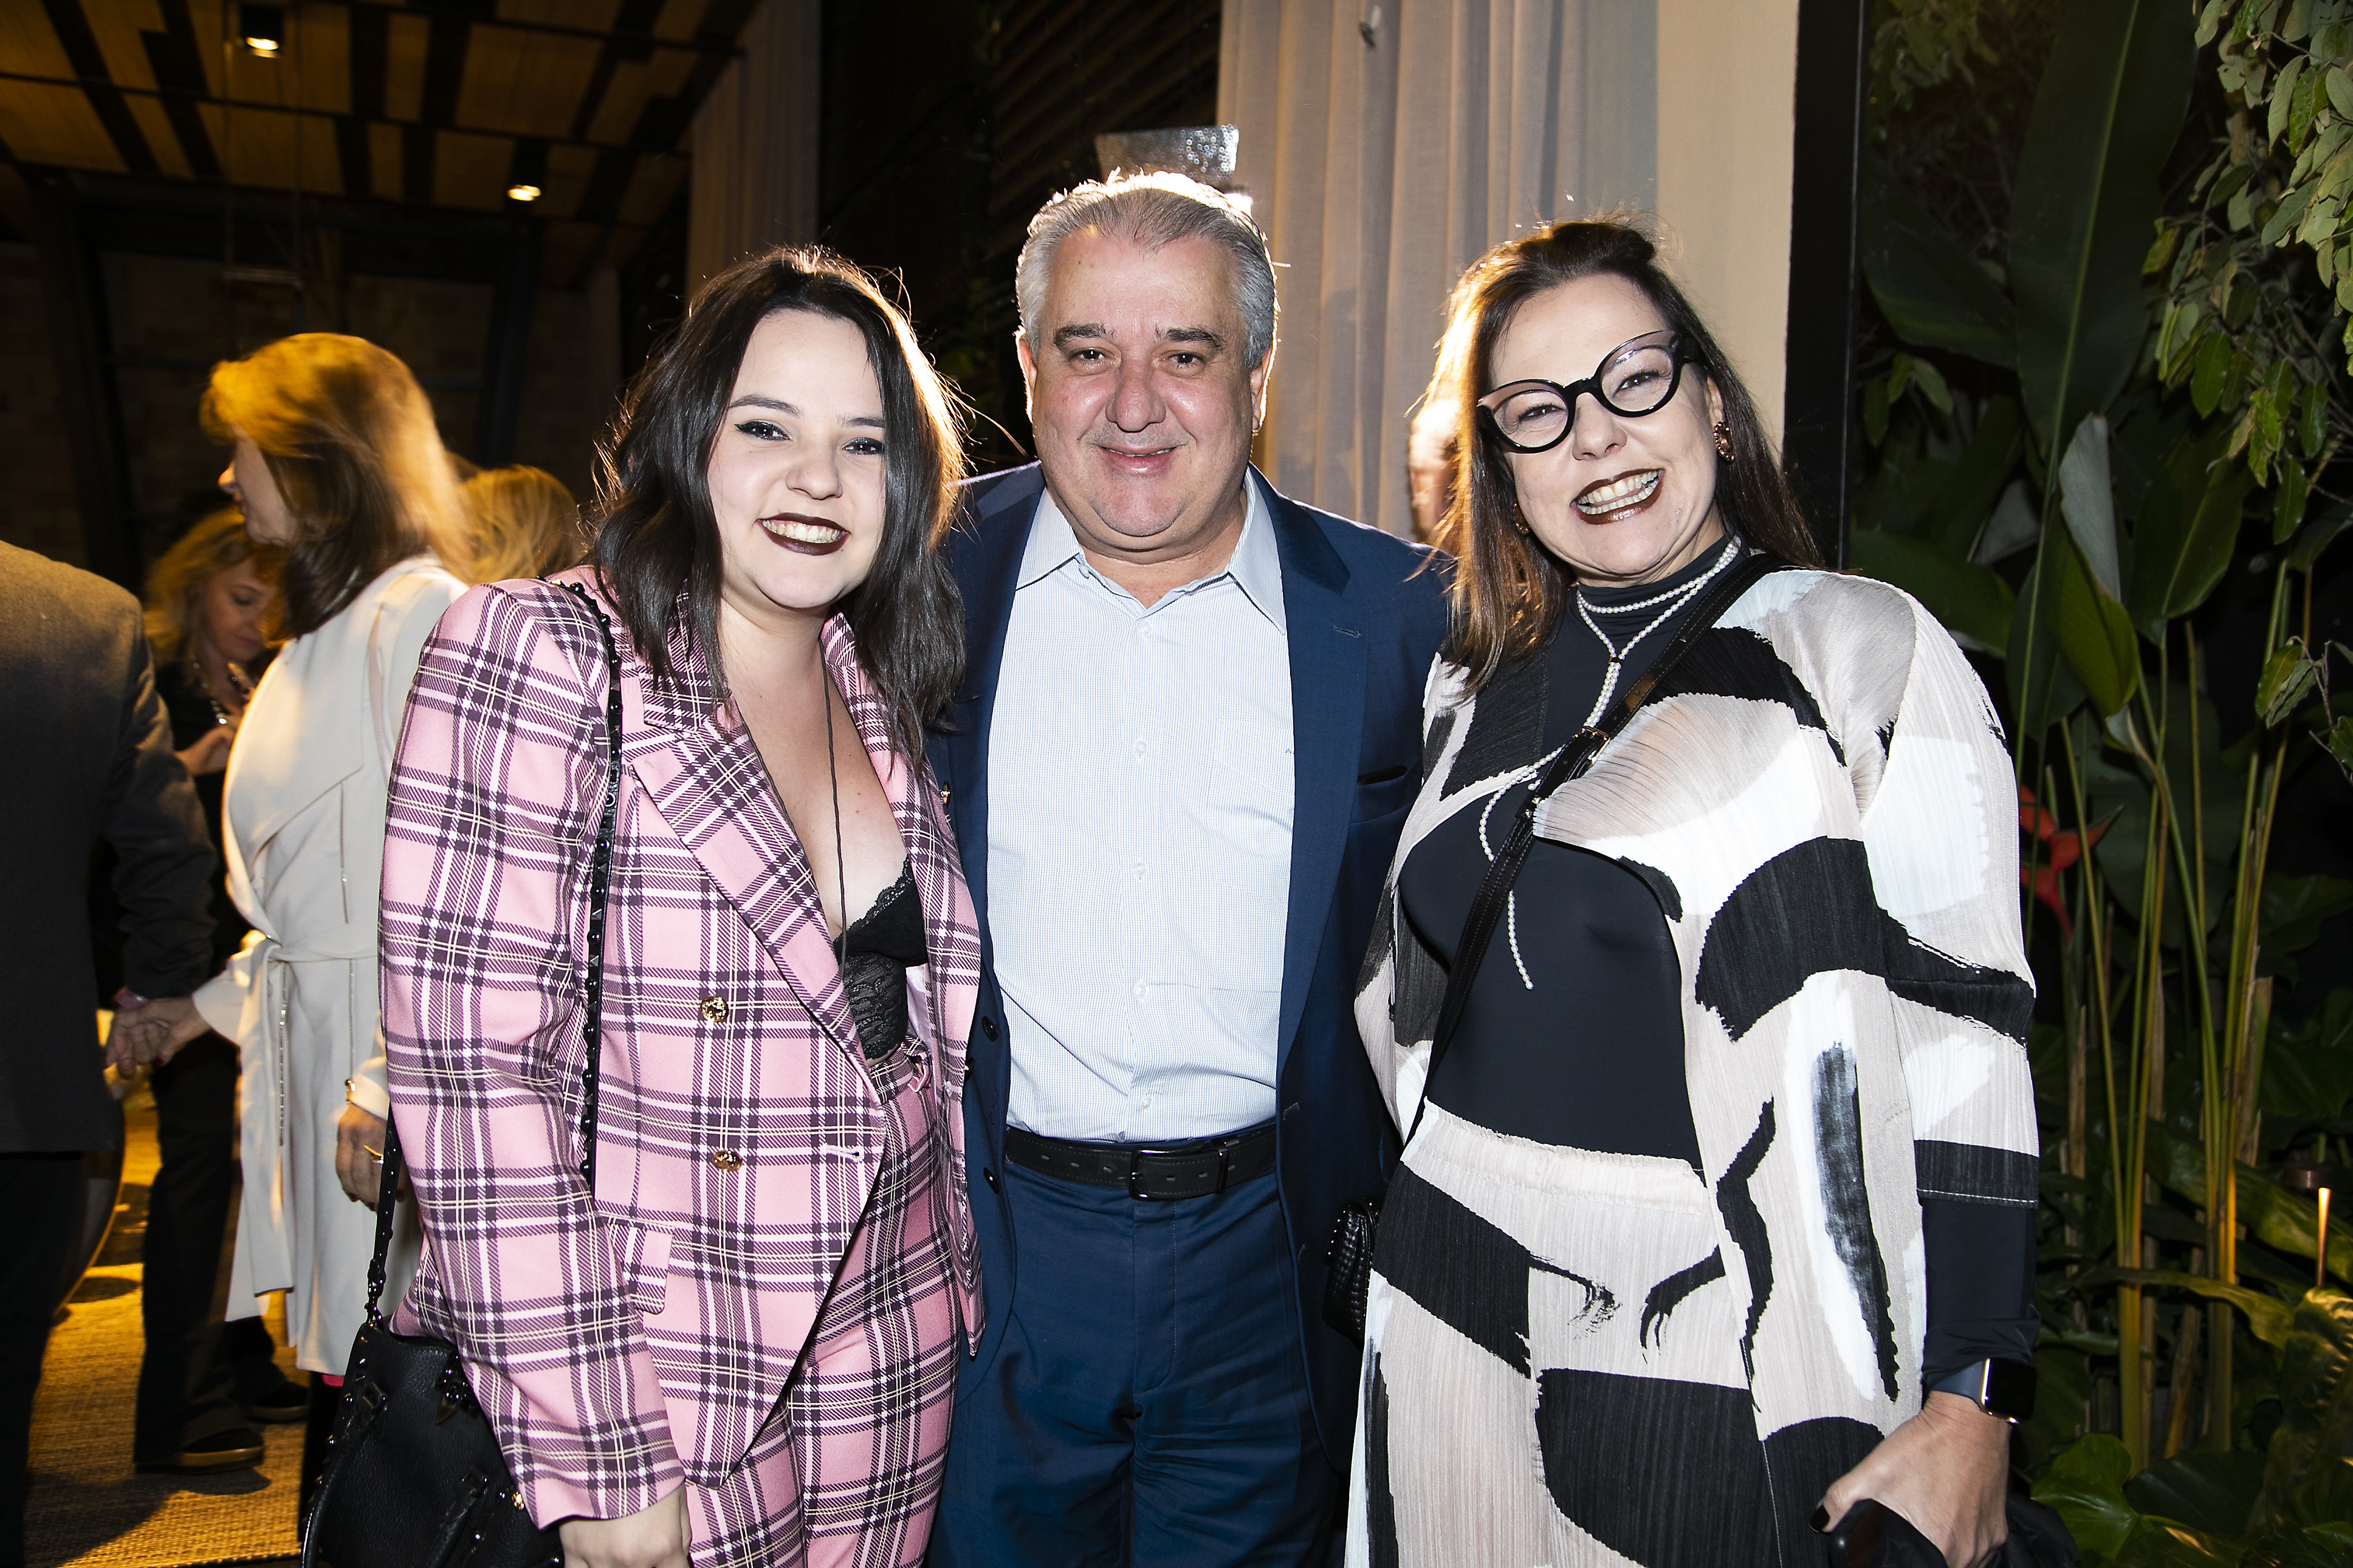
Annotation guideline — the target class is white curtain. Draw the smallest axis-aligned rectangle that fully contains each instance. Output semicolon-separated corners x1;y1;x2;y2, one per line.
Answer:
1220;1;1660;536
687;0;820;292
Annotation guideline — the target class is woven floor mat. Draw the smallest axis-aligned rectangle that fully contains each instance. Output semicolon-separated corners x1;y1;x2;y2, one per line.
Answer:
23;1096;306;1568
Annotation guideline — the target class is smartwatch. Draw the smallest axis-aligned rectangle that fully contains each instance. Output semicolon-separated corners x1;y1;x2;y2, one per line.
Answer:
1929;1357;2036;1423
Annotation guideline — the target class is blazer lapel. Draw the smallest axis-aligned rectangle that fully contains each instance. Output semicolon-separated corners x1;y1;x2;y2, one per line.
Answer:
1265;474;1364;1078
630;692;859;1055
827;620;977;1064
937;466;1042;931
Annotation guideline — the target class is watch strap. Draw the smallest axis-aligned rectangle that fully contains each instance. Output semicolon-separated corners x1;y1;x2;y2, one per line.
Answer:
1929;1357;2036;1422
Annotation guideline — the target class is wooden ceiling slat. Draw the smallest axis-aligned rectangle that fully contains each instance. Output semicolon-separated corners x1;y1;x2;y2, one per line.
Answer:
456;27;602;139
0;80;123;169
499;0;627;29
0;5;80;78
37;0;159;173
7;0;761;293
582;56;650;146
382;9;428;123
77;0;166;92
141;0;221;180
420;13;470;127
368;118;402;199
122;94;194;179
433;128;511;210
617;150;681;227
336;114;369;196
566;0;662;141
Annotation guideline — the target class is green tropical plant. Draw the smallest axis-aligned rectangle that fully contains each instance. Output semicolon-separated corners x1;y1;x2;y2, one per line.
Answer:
1850;0;2353;1529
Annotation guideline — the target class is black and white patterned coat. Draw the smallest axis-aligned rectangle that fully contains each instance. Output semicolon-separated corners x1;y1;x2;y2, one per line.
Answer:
1352;568;2037;1451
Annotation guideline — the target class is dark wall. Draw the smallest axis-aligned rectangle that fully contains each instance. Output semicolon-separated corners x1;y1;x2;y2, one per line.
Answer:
818;0;1219;471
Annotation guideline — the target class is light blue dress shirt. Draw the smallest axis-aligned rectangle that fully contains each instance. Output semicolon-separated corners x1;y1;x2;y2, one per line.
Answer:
987;477;1294;1143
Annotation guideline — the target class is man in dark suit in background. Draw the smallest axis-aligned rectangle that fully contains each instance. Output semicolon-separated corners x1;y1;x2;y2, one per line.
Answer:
926;172;1450;1563
0;541;215;1567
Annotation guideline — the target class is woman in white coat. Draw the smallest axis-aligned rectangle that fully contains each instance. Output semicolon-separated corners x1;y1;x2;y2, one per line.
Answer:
117;334;468;1518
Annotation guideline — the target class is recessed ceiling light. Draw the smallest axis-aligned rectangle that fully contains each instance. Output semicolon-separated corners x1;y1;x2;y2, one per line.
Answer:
241;5;284;56
507;184;543;202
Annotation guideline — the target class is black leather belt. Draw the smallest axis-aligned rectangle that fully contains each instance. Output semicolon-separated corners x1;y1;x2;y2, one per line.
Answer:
1004;1122;1277;1200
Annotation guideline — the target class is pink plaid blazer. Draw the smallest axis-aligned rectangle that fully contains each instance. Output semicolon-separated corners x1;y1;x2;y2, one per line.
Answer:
379;570;982;1528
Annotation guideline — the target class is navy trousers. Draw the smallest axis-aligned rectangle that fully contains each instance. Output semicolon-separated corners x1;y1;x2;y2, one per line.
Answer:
930;1159;1337;1566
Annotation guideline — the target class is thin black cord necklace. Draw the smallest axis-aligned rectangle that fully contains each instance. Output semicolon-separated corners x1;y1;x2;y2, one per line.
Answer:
823;669;848;951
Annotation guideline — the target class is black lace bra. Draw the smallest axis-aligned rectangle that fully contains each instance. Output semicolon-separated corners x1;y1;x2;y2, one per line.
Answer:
837;859;927;1059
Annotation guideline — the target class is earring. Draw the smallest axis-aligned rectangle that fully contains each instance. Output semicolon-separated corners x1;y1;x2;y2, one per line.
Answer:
1712;421;1735;461
1510;501;1531;536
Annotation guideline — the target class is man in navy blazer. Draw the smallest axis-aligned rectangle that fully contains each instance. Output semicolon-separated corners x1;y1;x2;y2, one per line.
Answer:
926;172;1448;1564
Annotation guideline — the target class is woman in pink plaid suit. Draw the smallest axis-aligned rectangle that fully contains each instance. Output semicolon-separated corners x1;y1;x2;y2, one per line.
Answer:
380;250;981;1568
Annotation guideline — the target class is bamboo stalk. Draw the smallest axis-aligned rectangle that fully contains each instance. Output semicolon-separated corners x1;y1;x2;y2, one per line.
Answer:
2166;1287;2206;1457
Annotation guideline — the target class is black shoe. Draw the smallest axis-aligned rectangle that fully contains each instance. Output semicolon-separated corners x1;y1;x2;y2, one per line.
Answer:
241;1377;309;1424
135;1426;266;1474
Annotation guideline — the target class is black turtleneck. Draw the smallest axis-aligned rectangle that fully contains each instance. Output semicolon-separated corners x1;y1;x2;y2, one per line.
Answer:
1399;542;1723;1161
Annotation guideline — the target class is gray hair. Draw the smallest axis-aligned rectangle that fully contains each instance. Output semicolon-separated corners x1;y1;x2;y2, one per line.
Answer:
1015;171;1279;369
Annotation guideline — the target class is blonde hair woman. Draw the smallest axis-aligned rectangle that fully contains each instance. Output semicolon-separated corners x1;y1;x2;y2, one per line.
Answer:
143;508;281;776
453;463;583;582
113;332;470;1519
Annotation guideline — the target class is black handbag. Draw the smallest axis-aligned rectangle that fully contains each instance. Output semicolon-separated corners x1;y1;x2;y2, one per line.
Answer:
1322;552;1787;1341
301;583;624;1568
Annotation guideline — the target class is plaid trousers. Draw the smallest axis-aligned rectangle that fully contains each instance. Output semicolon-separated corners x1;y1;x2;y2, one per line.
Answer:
689;1042;960;1567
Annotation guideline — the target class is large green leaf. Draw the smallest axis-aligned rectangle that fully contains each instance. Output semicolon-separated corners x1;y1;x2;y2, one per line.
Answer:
2111;1517;2240;1567
2102;1267;2295;1346
2255;1292;2353;1530
2131;439;2252;640
1926;395;2027;560
1861;159;2021;369
2149;1122;2353;1281
2267;877;2353;956
2263;990;2353;1121
2008;0;2196;456
1847;531;2016;653
2126;1451;2267;1538
2060;414;2128;596
2010;530;2090;741
2058;529;2143;714
2021;1337;2098;1473
2287;502;2353;572
2035;1434;2140;1559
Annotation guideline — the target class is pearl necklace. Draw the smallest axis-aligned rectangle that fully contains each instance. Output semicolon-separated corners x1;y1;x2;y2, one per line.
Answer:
1568;537;1737;729
1477;536;1740;990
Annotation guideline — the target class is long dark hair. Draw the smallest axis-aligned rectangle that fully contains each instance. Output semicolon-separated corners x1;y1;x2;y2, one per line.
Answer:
591;247;967;760
201;334;464;638
1432;219;1821;688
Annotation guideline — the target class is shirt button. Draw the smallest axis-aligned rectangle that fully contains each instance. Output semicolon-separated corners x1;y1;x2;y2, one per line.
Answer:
698;995;728;1022
710;1149;743;1173
1134;739;1147;758
1134;863;1147;880
1132;981;1147;999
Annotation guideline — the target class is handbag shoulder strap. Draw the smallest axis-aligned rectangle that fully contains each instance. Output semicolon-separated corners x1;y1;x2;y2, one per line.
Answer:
363;578;627;1324
1406;550;1787;1140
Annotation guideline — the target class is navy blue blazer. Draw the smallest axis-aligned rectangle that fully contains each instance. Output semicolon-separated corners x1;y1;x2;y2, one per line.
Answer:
926;463;1451;1461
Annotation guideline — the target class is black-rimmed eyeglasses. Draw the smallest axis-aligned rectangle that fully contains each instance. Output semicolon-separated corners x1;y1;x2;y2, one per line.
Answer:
1476;330;1697;454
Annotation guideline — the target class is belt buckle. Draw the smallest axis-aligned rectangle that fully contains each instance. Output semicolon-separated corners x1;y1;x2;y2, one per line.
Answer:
1125;1142;1232;1200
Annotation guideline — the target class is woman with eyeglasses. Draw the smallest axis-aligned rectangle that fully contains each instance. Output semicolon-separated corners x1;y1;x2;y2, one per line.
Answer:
1347;221;2036;1566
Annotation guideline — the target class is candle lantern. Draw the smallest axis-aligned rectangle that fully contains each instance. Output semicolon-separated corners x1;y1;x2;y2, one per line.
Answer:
2281;1162;2344;1290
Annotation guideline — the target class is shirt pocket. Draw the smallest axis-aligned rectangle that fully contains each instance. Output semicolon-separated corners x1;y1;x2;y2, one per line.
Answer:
1211;719;1294;820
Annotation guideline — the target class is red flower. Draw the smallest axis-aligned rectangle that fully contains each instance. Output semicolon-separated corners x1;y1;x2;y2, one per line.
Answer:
2018;786;2107;946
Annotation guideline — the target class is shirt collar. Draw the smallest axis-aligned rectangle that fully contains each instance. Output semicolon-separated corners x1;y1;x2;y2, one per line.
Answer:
1017;471;1288;634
